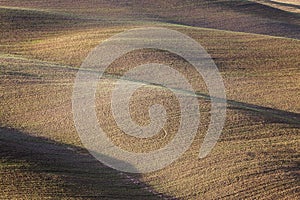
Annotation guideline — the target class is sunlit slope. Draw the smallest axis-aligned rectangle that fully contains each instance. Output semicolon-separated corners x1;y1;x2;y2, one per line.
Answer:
0;57;162;199
0;3;299;199
252;0;300;13
1;22;299;199
1;0;300;39
2;22;299;113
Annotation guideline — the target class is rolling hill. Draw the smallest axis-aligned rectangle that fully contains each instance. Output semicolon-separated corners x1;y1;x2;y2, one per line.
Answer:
0;0;299;199
0;0;300;39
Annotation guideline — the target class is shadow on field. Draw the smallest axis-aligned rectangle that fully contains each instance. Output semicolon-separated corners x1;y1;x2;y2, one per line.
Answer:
226;99;300;127
0;127;166;199
192;91;300;126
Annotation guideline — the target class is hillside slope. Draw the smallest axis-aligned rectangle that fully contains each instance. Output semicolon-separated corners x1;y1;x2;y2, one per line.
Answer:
1;25;299;199
0;1;299;199
0;0;300;39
